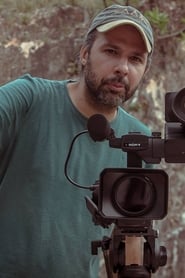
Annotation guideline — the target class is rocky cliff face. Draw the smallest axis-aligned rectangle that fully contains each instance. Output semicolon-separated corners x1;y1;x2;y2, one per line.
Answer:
0;4;185;277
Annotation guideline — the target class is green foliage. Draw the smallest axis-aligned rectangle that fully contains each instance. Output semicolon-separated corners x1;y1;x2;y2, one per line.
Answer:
0;0;62;13
144;7;169;35
125;0;140;5
181;18;185;24
177;18;185;42
0;0;105;12
180;32;185;41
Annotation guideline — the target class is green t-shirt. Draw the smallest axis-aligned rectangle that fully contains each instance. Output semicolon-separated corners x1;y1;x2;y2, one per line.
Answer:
0;74;151;277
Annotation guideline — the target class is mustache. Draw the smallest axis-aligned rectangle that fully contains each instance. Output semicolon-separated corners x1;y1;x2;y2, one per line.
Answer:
103;76;130;91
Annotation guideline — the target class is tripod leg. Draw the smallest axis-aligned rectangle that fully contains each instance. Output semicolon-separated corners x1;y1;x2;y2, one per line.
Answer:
103;249;114;278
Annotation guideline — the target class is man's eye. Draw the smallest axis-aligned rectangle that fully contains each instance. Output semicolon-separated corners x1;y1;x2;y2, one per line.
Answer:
130;56;143;63
105;49;118;55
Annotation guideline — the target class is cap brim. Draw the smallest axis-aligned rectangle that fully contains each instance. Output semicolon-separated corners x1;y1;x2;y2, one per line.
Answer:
97;19;152;53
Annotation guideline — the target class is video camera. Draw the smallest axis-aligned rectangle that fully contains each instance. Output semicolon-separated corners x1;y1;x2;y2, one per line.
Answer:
84;88;185;277
86;88;185;223
64;87;185;277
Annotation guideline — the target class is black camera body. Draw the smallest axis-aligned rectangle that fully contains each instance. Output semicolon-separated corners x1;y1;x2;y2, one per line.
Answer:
165;88;185;163
165;88;185;125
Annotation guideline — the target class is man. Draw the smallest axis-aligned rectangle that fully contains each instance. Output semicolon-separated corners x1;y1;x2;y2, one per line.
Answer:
0;4;154;278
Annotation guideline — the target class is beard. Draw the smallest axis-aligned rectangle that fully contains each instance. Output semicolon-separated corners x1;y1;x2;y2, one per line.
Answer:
83;58;137;108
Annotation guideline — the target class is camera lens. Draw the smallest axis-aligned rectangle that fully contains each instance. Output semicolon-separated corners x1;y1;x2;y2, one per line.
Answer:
112;175;155;217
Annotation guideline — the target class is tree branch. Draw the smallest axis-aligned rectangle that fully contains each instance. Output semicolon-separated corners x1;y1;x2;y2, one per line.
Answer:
158;27;185;40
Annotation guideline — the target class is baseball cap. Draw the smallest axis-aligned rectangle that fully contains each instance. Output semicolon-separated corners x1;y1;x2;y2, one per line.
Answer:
87;5;154;53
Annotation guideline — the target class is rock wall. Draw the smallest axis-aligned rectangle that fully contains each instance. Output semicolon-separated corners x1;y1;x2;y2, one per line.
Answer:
0;5;185;278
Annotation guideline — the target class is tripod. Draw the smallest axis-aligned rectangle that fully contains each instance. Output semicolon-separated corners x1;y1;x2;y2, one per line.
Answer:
91;220;167;278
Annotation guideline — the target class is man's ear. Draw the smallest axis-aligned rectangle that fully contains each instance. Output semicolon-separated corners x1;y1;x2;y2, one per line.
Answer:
80;45;89;66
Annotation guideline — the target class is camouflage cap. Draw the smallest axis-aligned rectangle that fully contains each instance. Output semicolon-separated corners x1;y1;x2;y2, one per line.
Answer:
87;5;154;53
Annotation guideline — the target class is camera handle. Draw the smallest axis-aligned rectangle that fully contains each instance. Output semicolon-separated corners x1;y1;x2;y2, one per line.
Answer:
91;222;167;278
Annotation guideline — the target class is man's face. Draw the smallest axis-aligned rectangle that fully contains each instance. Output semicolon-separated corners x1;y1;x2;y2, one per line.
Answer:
81;25;148;108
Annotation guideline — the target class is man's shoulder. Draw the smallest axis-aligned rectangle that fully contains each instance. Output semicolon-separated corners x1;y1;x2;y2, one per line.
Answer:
1;74;68;93
17;74;67;88
117;106;151;135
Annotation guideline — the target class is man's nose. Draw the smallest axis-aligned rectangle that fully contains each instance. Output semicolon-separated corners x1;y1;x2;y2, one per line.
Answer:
114;58;129;75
